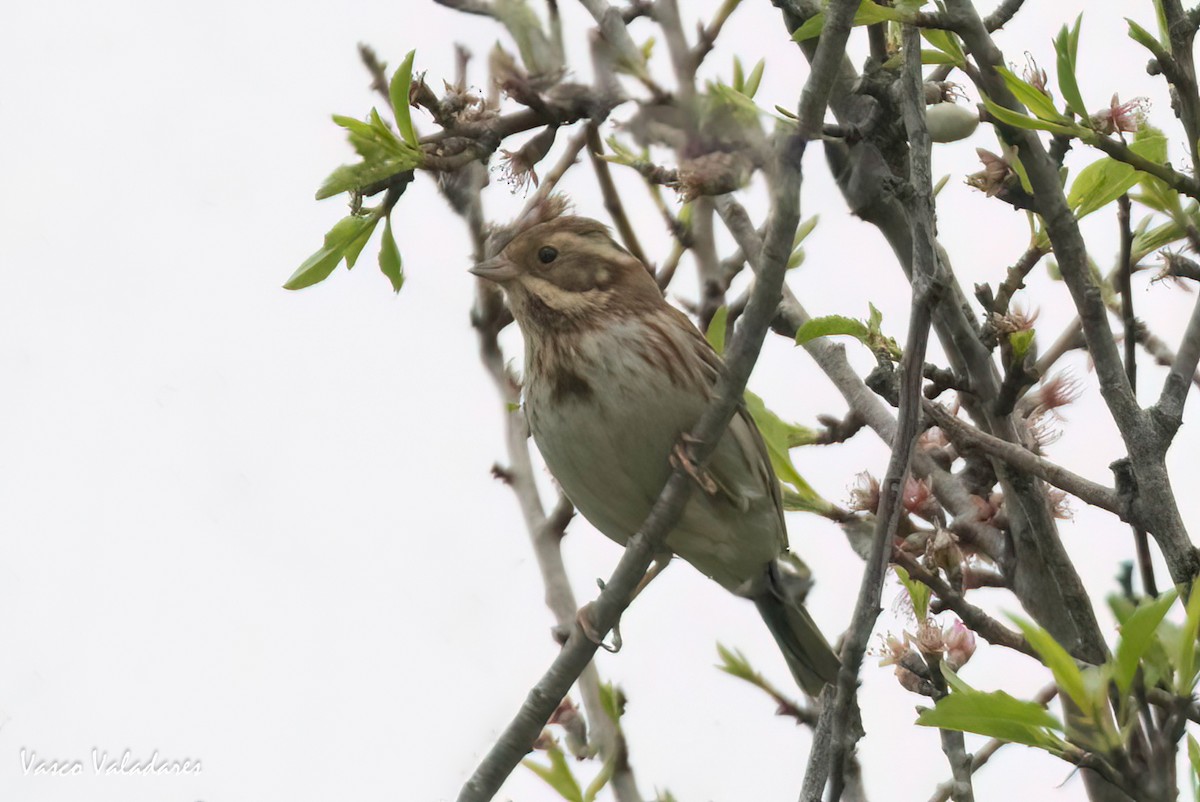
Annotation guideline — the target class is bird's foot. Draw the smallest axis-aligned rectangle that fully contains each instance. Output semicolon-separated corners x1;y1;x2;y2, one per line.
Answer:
670;440;718;495
576;601;622;653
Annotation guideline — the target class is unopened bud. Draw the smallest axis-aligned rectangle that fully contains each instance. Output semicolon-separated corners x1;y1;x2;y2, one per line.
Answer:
926;102;980;143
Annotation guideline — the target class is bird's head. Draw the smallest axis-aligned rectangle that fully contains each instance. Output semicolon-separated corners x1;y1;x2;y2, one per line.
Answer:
470;216;662;332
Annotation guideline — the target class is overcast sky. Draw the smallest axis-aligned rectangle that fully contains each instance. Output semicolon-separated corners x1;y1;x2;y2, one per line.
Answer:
2;1;1198;801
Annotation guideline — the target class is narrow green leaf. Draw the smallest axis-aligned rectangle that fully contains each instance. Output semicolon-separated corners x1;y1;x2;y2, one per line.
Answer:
284;214;375;290
598;681;625;722
705;306;729;354
1188;734;1200;788
343;214;381;269
1126;18;1162;55
379;216;404;293
795;315;870;346
284;245;344;291
1176;582;1200;694
791;12;828;42
916;688;1066;750
996;66;1064;123
940;663;975;695
921;27;965;66
1012;615;1088;710
744;59;765;99
522;743;583;802
791;0;907;42
921;50;958;65
1114;588;1178;694
867;302;883;333
583;757;614;802
732;56;745;92
315;155;419;200
982;96;1078;136
1054;17;1087;119
794;215;819;245
895;565;931;621
389;50;419;148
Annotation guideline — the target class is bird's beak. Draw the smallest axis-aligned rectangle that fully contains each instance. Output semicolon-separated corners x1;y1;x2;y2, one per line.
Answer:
469;255;519;283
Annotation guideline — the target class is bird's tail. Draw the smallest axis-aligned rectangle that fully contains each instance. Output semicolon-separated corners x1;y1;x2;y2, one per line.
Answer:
750;560;840;697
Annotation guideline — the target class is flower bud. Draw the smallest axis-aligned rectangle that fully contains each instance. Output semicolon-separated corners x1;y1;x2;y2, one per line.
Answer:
942;621;976;670
926;102;980;143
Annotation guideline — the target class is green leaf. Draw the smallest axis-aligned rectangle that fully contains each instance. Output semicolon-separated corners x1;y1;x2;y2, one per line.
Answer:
379;216;404;293
717;643;756;681
795;215;819;245
743;391;834;516
940;662;974;695
598;681;625;722
1009;329;1035;361
1068;129;1170;219
1126;18;1163;56
795;315;871;347
916;684;1066;751
895;565;931;621
1176;582;1200;694
921;27;965;66
706;306;729;354
285;244;345;291
732;56;745;92
791;12;828;42
981;95;1078;136
315;156;418;201
389;50;419;148
743;59;765;99
1012;615;1088;710
1188;734;1200;798
285;214;376;290
522;742;583;802
343;214;381;269
996;66;1063;123
1114;588;1178;693
791;0;907;42
583;757;614;802
921;50;958;65
1054;16;1087;119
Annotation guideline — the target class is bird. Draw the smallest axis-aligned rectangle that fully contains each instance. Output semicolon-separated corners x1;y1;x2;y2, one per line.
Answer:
470;213;840;696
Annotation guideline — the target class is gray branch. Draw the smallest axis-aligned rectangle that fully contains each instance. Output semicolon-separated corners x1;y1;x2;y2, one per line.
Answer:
804;25;941;801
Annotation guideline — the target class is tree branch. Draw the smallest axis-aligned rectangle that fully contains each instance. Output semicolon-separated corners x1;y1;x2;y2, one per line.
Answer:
811;25;941;802
893;552;1035;658
1154;288;1200;431
945;0;1198;590
923;402;1125;519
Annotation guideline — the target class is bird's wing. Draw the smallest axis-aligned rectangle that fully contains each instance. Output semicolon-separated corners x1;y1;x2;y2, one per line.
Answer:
672;311;789;550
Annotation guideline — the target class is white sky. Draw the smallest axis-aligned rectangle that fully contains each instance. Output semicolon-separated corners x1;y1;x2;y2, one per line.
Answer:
2;1;1198;801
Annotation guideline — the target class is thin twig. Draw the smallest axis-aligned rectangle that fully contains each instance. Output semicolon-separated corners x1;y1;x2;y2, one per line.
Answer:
586;123;650;267
893;552;1035;658
816;25;942;802
1119;195;1159;599
923;402;1125;519
1154;289;1200;431
946;0;1198;588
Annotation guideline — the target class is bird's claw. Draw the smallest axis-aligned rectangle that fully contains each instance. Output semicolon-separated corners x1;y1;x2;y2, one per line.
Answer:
576;601;622;653
670;440;718;495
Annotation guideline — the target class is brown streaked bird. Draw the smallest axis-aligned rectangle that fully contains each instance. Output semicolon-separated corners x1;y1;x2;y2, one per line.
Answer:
471;214;839;695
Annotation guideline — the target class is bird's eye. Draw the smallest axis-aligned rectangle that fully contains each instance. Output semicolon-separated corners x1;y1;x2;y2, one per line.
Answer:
538;246;558;264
